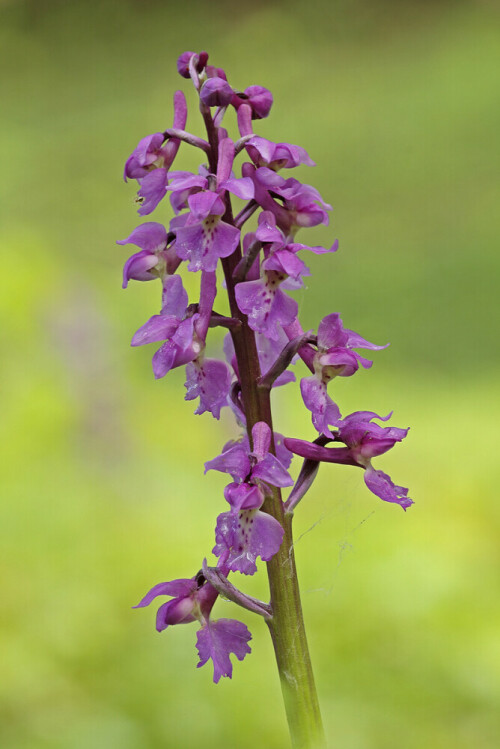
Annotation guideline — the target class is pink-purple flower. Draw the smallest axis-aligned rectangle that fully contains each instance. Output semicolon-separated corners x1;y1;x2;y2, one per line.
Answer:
208;422;291;574
285;411;413;510
134;573;252;683
301;313;388;437
167;138;254;272
125;91;188;216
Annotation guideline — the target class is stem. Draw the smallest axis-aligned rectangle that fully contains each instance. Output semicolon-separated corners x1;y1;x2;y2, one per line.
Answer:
225;260;325;747
220;203;324;749
201;105;325;747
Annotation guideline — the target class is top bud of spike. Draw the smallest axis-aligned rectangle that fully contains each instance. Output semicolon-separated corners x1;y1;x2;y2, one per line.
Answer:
177;50;209;78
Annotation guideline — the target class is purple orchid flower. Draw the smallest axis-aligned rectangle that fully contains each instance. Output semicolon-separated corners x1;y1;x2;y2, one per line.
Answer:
117;222;179;287
124;91;188;216
234;264;299;341
200;76;234;107
124;133;166;181
177;50;209;79
285;411;413;510
131;274;201;378
231;85;273;119
167;138;254;272
246;164;332;234
124;52;413;706
213;502;285;576
301;313;389;437
205;421;293;485
132;272;231;417
234;225;308;341
208;422;291;574
134;574;252;683
255;210;338;255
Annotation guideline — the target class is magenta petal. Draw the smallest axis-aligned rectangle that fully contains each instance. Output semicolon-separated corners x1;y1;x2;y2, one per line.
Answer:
346;329;389;351
188;190;224;221
137;169;169;215
184;359;232;418
359;436;407;459
117;222;168;252
274;433;294;469
124;133;164;180
133;578;196;608
200;77;234;108
220;177;255;200
195;619;252;683
156;597;197;631
152;341;178;378
167;173;207;193
255;210;283;243
204;442;250;481
235;279;297;341
171;316;196;351
131;315;179;346
354;353;374;370
252;454;294;488
265;250;307;280
161;274;188;318
300;376;341;437
213;509;284;575
317;313;348;349
122;250;159;287
175;219;240;272
319;349;360;375
364;466;413;510
244;85;273;119
247;136;276;163
223;482;264;511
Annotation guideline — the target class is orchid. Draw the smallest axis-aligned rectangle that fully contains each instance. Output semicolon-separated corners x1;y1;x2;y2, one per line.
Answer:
284;411;413;510
118;51;412;749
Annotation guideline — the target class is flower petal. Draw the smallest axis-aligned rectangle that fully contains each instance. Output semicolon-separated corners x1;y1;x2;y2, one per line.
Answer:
131;315;179;347
117;222;168;253
133;578;196;608
137;169;169;215
184;359;232;418
122;250;159;288
213;509;284;575
204;442;250;482
252;454;294;488
195;619;252;683
364;466;413;510
300;376;341;437
161;273;188;318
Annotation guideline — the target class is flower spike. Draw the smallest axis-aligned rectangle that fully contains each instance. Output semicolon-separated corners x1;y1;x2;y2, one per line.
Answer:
120;51;412;721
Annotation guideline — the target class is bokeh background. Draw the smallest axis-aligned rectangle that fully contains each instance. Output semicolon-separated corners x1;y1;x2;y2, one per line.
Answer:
1;0;499;747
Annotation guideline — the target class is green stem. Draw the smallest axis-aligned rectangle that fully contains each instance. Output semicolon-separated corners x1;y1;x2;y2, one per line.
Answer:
221;212;326;749
201;103;325;747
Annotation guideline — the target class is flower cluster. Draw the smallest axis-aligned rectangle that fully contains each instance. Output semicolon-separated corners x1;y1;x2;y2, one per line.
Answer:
119;51;412;683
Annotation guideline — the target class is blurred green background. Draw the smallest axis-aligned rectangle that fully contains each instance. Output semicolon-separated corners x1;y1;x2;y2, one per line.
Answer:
1;0;499;747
